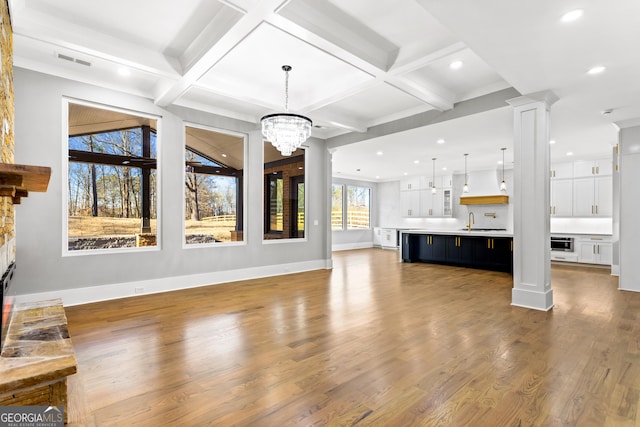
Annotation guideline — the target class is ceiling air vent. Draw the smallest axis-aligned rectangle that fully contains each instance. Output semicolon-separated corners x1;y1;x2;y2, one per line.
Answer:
57;53;91;67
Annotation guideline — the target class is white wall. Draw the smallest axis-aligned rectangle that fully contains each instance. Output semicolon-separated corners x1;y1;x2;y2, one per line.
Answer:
377;168;514;231
13;68;332;305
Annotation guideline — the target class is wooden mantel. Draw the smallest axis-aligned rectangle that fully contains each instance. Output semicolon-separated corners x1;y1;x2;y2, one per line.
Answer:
0;163;51;204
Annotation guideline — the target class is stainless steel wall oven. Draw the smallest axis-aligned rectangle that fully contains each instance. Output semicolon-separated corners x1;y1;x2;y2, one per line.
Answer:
551;236;574;252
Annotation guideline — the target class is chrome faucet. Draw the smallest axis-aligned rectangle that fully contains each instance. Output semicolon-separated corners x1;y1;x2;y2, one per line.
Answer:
467;211;475;231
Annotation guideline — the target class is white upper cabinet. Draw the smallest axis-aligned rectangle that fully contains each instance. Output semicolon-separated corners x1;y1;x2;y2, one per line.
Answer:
573;175;612;217
550;162;573;179
400;176;421;191
399;174;453;218
573;158;612;178
550;179;573;216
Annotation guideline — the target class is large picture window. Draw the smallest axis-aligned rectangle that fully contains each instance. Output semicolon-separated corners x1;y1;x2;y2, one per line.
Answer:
184;125;244;244
66;102;158;252
264;142;305;240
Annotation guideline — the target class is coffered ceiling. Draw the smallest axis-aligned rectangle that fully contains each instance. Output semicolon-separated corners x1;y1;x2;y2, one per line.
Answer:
9;0;639;181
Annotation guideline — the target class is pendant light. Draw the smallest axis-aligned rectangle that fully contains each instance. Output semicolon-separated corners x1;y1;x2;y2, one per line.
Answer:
261;65;313;156
463;153;470;193
431;158;437;194
500;147;507;191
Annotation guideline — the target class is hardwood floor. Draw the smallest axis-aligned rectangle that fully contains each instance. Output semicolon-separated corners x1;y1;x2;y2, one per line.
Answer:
63;249;637;426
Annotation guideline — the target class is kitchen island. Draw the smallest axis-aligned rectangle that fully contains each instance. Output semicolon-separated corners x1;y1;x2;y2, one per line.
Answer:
400;229;513;273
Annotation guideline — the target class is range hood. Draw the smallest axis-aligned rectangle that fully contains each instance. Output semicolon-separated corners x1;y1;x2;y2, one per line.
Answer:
459;169;509;205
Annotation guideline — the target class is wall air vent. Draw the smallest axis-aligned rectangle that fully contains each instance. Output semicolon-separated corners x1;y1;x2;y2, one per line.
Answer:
57;53;92;67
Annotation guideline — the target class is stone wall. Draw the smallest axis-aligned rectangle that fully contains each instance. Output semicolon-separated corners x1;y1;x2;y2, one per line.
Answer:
0;0;15;274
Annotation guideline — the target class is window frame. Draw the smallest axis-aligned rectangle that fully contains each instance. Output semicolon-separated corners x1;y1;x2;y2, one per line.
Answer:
331;183;372;231
62;98;162;257
182;122;248;249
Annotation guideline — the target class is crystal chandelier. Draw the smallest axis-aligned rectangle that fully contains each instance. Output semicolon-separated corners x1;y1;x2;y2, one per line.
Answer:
261;65;312;156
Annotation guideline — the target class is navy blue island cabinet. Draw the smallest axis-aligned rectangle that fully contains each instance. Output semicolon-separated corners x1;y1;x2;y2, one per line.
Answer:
402;232;513;273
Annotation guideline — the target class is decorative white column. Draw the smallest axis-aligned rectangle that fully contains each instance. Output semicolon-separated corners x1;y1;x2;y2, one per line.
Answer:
508;91;558;311
616;119;640;291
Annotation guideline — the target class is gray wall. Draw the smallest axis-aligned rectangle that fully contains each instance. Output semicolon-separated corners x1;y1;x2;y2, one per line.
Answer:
13;68;331;297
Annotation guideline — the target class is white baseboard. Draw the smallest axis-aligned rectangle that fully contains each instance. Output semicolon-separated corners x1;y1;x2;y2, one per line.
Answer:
611;264;620;276
14;259;330;307
332;242;374;251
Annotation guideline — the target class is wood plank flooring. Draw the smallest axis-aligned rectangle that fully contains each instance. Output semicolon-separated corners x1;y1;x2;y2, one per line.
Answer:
63;249;638;426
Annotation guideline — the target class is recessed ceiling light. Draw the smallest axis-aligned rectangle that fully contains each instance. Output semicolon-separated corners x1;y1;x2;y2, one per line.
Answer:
566;151;574;156
437;139;445;144
221;153;227;157
449;60;463;70
549;139;556;145
587;66;606;75
403;172;408;176
561;9;583;23
375;175;380;179
442;167;447;171
117;67;131;77
376;151;383;156
414;160;420;164
498;160;503;165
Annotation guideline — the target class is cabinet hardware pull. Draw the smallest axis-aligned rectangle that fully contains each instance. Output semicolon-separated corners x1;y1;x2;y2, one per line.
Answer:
595;205;598;214
596;166;599;174
492;239;494;249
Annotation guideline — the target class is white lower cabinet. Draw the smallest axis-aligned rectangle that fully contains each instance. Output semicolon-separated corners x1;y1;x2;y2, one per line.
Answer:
576;237;612;265
381;228;398;248
373;227;382;246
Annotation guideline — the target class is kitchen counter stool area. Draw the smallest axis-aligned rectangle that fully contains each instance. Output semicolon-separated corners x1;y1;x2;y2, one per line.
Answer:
402;231;513;273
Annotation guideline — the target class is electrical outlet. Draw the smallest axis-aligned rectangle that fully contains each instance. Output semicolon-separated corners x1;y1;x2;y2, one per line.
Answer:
134;287;144;294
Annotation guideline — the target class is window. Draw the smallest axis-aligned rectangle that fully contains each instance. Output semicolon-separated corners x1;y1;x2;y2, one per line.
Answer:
331;184;343;230
66;102;158;252
264;142;305;240
184;125;245;245
347;186;370;229
331;183;371;230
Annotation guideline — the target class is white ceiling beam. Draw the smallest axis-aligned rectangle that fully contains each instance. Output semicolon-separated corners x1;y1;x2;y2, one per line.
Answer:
154;0;293;107
388;42;467;76
311;113;368;133
386;77;455;111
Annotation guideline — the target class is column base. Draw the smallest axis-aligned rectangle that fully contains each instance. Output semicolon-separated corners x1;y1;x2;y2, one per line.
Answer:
511;287;554;311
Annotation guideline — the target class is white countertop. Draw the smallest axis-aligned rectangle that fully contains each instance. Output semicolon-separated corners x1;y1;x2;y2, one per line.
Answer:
401;229;513;238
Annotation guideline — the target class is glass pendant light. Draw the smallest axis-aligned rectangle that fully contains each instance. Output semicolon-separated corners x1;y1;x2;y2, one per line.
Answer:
431;157;437;194
500;148;507;191
463;153;470;193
